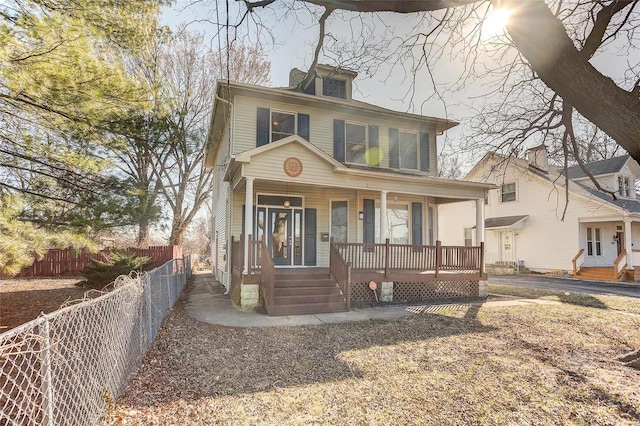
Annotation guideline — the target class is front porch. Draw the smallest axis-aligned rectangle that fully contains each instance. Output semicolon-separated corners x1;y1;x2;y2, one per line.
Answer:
231;236;487;315
573;218;640;282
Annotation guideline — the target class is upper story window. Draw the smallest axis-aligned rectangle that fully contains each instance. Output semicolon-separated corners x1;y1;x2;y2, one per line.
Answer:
399;131;418;170
389;128;429;172
618;175;631;197
345;122;367;164
322;77;346;99
257;108;309;147
271;111;296;142
501;182;516;202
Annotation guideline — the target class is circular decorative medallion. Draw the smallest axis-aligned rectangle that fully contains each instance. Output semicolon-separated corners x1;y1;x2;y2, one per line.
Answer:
283;157;303;177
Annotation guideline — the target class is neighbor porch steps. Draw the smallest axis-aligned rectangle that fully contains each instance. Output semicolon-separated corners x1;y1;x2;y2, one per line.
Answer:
575;266;620;282
267;269;348;316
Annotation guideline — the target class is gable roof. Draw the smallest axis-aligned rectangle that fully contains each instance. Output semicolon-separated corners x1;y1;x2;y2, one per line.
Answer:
565;155;629;179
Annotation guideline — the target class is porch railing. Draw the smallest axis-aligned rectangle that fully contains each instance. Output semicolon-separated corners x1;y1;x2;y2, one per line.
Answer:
633;250;640;268
330;238;351;311
230;236;243;278
334;239;484;278
572;249;585;276
614;249;627;280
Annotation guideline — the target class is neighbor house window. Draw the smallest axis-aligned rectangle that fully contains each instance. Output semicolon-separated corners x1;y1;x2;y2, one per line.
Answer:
399;131;418;170
322;77;346;99
345;123;367;164
331;200;348;243
586;227;602;256
271;111;296;142
618;175;630;197
464;228;473;247
501;182;516;202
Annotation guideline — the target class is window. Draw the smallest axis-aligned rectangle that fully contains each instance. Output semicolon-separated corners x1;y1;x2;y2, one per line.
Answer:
484;191;489;205
501;182;516;202
322;77;346;99
271;111;296;142
375;204;410;244
345;123;367;164
618;175;630;197
331;201;348;243
586;227;602;256
464;228;473;247
399;131;418;170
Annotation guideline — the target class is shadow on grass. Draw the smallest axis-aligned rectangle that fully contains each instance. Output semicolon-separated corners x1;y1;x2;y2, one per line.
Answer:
490;284;609;309
119;303;497;407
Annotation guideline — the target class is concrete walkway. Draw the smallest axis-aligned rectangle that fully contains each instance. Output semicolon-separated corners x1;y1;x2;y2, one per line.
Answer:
184;271;560;328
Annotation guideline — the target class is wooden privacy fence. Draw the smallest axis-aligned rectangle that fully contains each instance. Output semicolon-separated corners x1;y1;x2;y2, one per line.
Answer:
7;246;183;277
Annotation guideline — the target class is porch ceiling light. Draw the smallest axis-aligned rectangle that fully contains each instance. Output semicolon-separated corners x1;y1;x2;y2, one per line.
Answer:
284;199;291;208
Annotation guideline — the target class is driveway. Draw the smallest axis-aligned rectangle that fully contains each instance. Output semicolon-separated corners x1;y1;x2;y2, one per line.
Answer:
488;274;640;298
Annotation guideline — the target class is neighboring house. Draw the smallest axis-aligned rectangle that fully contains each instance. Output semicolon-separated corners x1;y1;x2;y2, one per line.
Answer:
204;65;493;315
439;145;640;280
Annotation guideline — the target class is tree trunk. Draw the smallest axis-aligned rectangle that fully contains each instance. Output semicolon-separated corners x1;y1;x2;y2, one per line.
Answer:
502;0;640;162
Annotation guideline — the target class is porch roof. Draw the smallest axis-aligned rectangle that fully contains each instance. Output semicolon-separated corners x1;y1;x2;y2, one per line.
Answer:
478;215;529;230
227;135;495;201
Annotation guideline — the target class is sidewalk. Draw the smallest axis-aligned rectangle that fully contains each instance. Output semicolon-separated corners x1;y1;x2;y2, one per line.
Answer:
184;271;560;328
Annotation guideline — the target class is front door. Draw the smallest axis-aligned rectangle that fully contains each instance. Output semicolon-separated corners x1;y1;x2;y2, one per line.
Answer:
267;208;303;266
268;209;291;265
500;230;514;264
616;232;624;256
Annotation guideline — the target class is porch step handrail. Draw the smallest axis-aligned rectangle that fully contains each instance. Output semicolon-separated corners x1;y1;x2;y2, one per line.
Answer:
257;237;275;313
572;249;585;276
614;249;627;280
330;238;351;311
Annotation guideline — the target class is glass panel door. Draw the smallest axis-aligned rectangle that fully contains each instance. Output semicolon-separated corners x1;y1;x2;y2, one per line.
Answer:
268;209;292;265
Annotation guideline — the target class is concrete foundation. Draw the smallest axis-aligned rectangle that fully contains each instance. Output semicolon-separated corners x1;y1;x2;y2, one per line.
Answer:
240;283;260;310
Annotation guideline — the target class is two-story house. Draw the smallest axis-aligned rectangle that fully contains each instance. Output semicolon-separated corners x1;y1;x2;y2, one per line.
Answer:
439;145;640;281
204;65;494;315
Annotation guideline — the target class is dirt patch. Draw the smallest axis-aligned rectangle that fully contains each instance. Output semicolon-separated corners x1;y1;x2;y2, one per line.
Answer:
0;277;88;333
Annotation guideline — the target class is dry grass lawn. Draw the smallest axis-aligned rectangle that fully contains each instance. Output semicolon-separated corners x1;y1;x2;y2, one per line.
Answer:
103;282;640;425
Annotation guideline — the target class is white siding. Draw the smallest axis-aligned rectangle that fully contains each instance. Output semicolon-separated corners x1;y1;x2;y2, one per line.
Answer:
232;95;438;176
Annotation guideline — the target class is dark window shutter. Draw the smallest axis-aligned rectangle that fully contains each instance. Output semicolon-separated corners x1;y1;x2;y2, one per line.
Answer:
363;199;375;244
412;202;423;246
333;119;345;162
256;107;270;147
298;113;310;141
368;125;379;166
420;132;430;171
389;128;399;168
304;208;317;266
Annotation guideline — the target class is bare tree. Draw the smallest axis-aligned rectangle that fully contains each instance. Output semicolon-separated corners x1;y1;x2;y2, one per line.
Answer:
153;28;271;246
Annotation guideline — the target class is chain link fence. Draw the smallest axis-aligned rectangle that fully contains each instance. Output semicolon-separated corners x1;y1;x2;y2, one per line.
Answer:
0;257;191;426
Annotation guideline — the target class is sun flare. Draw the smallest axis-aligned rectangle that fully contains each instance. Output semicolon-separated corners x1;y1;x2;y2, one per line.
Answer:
482;8;511;38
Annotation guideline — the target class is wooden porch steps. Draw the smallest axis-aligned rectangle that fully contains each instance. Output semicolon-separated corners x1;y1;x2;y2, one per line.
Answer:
268;269;348;316
576;266;618;281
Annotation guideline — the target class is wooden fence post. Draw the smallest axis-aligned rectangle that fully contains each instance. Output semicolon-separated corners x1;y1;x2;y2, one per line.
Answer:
480;242;485;274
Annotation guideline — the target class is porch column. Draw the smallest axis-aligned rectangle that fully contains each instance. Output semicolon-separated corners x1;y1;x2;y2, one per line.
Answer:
475;198;485;244
243;177;254;275
625;218;633;269
380;190;388;242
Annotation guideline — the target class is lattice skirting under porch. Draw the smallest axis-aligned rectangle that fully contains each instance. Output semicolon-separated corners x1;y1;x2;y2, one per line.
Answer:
350;280;479;303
